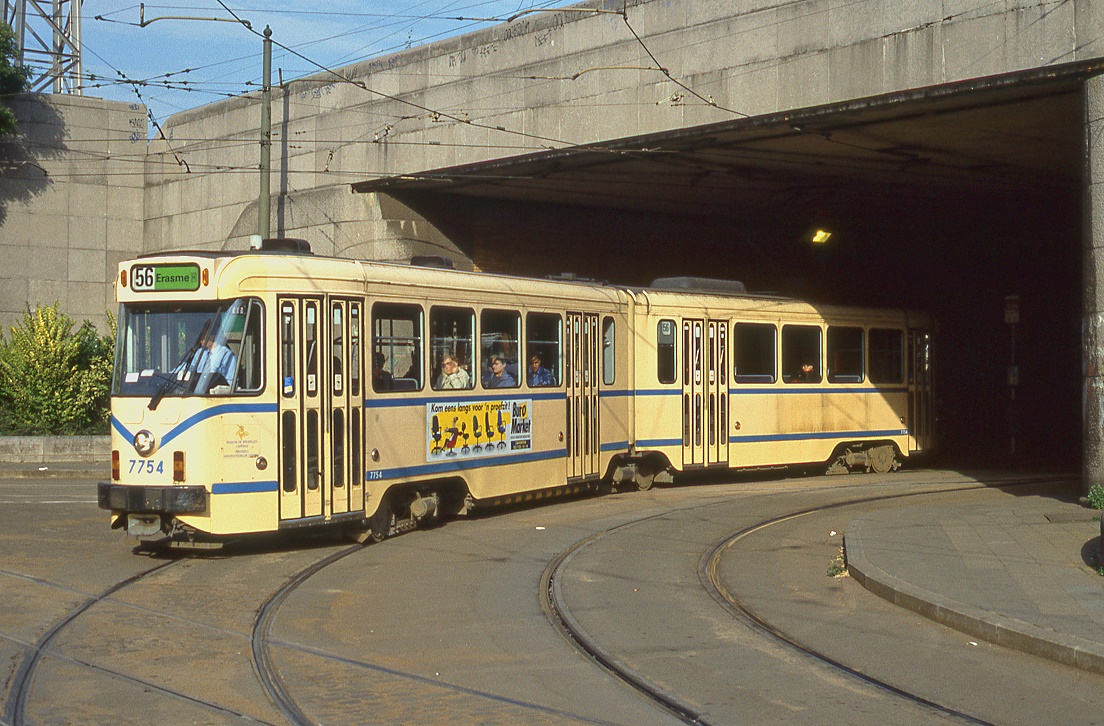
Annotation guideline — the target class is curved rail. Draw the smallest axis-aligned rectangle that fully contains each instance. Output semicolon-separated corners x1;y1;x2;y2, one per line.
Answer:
250;542;368;726
697;498;995;726
3;558;185;725
539;479;1051;726
539;512;708;724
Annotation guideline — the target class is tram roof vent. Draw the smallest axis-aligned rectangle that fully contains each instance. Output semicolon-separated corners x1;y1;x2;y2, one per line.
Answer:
545;272;604;284
255;237;312;254
410;255;454;269
649;276;747;295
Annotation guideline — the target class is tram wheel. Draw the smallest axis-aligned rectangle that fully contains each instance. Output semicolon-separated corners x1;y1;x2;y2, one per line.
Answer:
635;461;655;491
368;500;393;543
868;445;898;474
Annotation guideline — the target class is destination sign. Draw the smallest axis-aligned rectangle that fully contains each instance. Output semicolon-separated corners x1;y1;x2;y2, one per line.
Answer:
131;264;200;292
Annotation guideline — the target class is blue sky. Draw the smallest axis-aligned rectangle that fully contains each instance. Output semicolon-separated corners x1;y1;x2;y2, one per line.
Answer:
77;1;560;122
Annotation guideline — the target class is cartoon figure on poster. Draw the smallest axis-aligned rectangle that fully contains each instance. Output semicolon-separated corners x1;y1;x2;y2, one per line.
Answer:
426;399;531;461
471;414;483;452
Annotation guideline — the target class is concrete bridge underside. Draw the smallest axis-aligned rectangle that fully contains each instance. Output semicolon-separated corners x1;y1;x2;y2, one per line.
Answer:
354;71;1084;470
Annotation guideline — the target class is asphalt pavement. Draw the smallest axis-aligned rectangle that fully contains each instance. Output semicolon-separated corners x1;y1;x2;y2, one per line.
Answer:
0;461;107;479
7;459;1104;679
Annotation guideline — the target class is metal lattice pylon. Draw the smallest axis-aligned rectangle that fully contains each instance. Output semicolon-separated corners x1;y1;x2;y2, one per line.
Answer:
4;0;82;94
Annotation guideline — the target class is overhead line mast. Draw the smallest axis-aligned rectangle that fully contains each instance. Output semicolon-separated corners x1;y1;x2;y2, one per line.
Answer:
4;0;83;94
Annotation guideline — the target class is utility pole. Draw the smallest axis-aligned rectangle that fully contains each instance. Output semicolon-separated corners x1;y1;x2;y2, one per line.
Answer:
132;10;272;240
258;25;272;240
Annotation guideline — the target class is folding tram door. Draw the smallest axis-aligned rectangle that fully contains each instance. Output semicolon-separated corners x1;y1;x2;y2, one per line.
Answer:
682;319;729;468
277;296;364;524
566;312;600;480
908;329;934;453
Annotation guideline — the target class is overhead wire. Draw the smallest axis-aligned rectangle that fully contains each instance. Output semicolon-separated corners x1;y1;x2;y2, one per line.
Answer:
212;0;588;152
69;0;1015;187
78;43;193;172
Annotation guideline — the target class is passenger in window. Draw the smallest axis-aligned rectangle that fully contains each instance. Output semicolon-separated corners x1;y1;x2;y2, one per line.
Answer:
528;354;555;387
483;355;516;388
796;363;817;382
493;333;520;380
372;352;393;391
436;354;471;390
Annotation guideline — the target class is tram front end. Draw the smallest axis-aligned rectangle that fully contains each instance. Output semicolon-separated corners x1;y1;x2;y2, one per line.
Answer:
97;255;276;542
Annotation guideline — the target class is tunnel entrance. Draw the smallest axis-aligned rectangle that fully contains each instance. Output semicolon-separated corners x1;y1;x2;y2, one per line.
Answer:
354;71;1085;469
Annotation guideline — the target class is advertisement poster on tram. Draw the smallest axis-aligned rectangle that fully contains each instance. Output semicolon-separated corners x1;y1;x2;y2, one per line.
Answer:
426;399;532;460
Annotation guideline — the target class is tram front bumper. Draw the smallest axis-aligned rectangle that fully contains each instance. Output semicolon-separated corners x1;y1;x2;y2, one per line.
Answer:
97;482;208;514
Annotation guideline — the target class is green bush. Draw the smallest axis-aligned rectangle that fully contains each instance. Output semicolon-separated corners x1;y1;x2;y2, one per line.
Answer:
0;303;114;435
1089;483;1104;511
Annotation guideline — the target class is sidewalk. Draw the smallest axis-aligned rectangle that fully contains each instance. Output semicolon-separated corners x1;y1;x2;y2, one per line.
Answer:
846;485;1104;674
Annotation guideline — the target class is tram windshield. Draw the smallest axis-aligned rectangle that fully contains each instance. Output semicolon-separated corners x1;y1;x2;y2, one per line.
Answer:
113;298;264;406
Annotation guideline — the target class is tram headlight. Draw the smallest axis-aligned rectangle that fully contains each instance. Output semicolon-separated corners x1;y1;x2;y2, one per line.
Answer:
133;430;156;457
173;451;185;482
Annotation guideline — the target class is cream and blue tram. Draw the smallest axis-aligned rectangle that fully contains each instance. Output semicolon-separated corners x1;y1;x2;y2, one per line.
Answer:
621;283;934;488
97;242;631;542
97;242;934;543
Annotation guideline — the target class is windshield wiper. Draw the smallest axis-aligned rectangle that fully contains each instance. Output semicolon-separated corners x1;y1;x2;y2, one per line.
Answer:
148;319;211;411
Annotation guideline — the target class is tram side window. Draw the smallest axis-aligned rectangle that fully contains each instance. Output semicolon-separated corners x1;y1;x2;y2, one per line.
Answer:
734;323;776;383
869;328;905;384
280;303;295;397
431;306;475;391
782;325;822;383
232;299;265;393
372;303;423;392
349;304;361;398
481;309;521;389
331;303;344;395
526;312;561;387
602;317;615;386
305;302;318;396
827;326;864;383
657;319;677;384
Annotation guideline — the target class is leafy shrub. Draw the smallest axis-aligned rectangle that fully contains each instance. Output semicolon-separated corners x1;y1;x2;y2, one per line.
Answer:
0;303;114;435
1089;483;1104;511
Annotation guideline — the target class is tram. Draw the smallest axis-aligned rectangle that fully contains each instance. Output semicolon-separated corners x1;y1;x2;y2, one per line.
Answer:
97;239;934;543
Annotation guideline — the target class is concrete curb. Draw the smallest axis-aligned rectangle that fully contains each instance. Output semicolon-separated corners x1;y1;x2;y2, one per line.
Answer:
845;515;1104;676
0;435;109;464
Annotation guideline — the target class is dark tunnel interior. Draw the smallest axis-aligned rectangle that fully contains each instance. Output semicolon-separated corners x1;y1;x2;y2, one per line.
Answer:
381;84;1085;471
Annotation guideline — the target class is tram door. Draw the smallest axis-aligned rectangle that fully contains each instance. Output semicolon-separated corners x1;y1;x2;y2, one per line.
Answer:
682;319;729;467
566;312;600;480
908;329;934;453
326;299;364;516
278;296;363;522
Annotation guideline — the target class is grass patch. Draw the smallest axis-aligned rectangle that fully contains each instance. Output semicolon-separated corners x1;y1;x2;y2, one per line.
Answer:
827;546;848;577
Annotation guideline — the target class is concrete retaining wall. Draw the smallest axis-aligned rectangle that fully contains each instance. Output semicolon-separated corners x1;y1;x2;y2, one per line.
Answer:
0;94;147;335
0;436;110;463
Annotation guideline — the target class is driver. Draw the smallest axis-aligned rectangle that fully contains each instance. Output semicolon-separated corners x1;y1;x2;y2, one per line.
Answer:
194;334;237;385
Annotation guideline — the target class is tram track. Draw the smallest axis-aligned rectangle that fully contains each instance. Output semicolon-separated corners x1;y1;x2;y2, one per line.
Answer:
540;511;708;724
2;538;371;726
0;555;274;726
250;541;369;726
3;558;176;725
539;476;1056;725
697;496;996;726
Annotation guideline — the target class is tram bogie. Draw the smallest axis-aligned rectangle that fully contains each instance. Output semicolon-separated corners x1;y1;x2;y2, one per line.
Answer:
98;240;935;543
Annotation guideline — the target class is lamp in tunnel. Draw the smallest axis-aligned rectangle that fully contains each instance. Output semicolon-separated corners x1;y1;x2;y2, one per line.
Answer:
811;229;832;244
